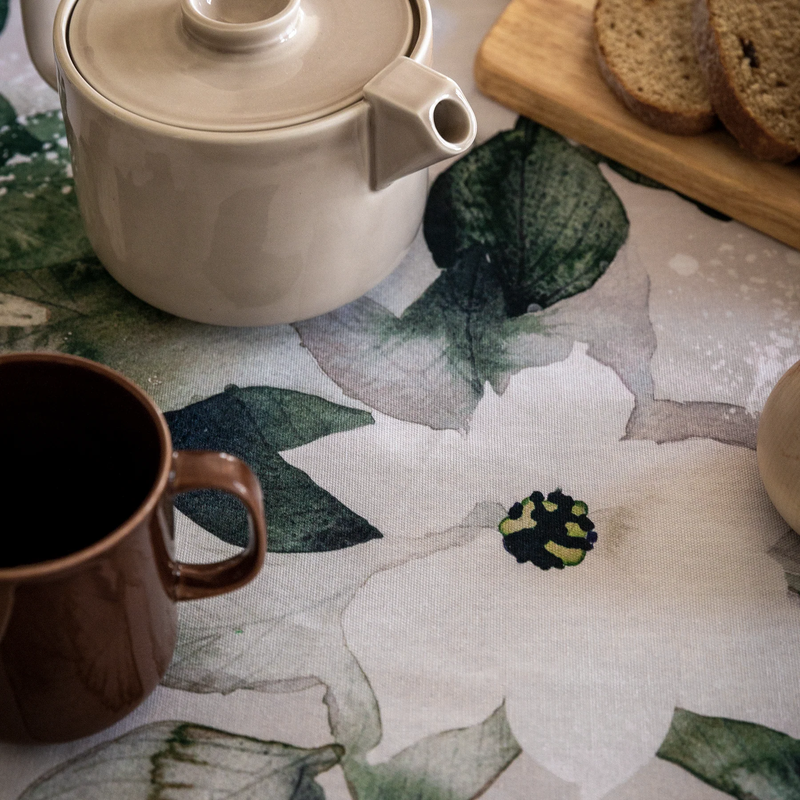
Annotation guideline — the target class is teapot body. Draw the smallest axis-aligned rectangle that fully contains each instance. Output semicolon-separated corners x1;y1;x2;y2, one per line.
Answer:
60;75;428;325
29;0;475;326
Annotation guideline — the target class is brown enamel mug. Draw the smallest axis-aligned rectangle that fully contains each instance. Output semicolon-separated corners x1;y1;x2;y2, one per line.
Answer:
0;352;267;743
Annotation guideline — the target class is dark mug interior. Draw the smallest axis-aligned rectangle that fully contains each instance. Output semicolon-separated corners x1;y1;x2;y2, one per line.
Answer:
0;358;163;568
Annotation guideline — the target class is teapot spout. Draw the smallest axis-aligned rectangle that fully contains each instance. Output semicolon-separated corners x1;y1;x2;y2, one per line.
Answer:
364;57;476;191
20;0;62;90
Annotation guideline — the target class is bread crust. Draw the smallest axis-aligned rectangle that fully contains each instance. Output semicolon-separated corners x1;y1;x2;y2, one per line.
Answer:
692;0;799;162
593;0;716;136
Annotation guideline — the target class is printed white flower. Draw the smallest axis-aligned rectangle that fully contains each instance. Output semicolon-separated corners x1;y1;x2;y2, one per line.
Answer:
284;343;800;799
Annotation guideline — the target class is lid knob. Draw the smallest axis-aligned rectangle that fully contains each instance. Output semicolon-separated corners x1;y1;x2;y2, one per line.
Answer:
181;0;302;52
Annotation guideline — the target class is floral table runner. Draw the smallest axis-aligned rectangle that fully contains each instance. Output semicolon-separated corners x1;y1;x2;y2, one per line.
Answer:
3;0;800;797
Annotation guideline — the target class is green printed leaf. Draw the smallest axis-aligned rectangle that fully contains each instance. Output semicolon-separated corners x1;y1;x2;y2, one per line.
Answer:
656;708;800;799
22;108;69;145
165;386;381;552
19;721;342;800
424;116;627;313
0;101;44;167
295;118;627;431
0;258;171;360
0;95;18;129
0;0;8;34
345;703;521;800
0;98;94;272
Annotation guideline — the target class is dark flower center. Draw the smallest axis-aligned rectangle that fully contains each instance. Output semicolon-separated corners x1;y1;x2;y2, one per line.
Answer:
499;489;597;570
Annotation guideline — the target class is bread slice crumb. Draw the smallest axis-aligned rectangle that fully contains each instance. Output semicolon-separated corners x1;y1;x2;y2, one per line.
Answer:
594;0;715;135
693;0;800;161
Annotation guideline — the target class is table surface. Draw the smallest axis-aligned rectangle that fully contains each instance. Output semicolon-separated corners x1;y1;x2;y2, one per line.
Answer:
2;0;800;797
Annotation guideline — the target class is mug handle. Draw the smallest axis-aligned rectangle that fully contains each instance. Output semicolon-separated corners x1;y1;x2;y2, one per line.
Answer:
167;450;267;601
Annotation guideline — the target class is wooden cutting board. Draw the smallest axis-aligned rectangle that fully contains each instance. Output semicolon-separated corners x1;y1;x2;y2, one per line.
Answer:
474;0;800;250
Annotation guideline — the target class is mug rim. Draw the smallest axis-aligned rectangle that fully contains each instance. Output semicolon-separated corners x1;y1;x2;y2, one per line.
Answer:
0;352;173;582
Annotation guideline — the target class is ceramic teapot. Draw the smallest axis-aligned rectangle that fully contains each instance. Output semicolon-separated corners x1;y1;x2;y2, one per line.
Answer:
20;0;476;325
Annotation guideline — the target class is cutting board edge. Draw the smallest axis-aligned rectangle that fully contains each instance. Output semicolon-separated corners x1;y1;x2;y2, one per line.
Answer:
473;2;800;251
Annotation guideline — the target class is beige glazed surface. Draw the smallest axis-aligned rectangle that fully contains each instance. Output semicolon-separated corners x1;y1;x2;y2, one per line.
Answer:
20;0;477;326
758;359;800;535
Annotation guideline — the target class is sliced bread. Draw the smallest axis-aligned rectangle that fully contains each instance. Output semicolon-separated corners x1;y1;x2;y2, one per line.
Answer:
593;0;715;135
693;0;800;162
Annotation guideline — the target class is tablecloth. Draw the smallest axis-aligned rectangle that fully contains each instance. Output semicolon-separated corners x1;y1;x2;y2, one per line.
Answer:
2;0;800;796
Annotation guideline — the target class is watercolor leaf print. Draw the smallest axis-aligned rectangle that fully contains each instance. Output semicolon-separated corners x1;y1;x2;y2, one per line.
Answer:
0;255;325;424
423;116;627;313
0;94;180;355
18;721;343;800
344;703;521;800
656;708;800;799
768;530;800;598
0;257;173;358
295;118;628;431
0;97;94;273
165;385;381;552
164;504;496;771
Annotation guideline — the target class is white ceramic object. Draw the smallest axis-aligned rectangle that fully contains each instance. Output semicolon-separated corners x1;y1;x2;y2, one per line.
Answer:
20;0;476;325
757;359;800;532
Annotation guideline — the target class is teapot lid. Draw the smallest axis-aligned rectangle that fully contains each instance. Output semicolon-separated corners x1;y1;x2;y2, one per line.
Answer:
67;0;416;131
